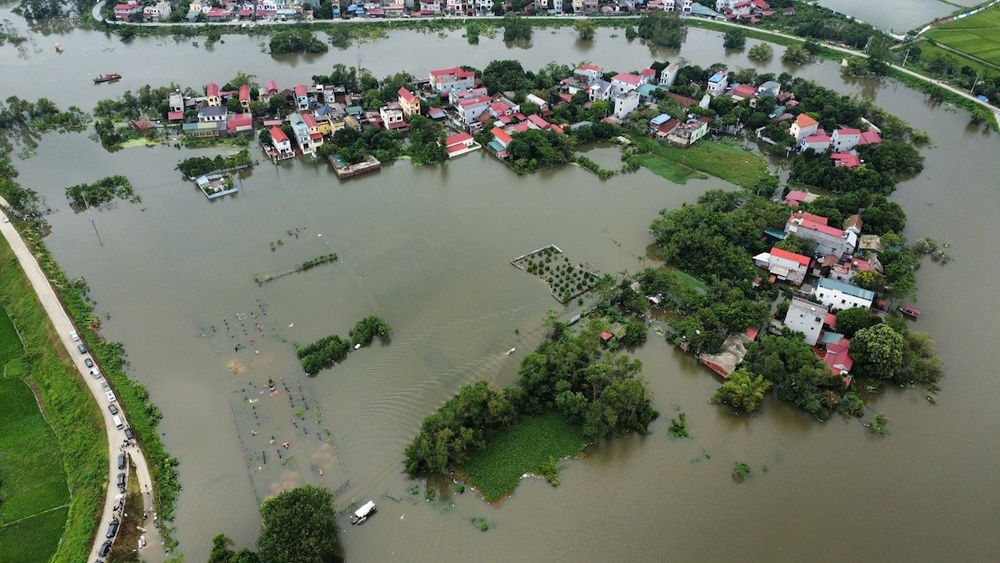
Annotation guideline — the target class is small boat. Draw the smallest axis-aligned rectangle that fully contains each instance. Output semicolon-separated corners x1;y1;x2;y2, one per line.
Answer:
506;347;516;356
94;73;122;84
54;42;63;52
351;500;376;525
901;305;921;319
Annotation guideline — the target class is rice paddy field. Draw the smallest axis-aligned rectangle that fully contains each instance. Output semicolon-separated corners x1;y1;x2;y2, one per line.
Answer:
458;412;588;503
926;7;1000;66
0;307;70;563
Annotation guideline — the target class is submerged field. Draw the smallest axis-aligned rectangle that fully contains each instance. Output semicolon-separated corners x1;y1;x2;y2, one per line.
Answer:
926;7;1000;66
459;412;588;503
0;239;106;563
631;136;767;189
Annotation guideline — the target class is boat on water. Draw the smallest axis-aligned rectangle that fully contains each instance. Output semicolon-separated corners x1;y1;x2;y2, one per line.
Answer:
507;347;516;356
54;42;63;52
901;305;921;319
93;73;122;84
351;501;376;525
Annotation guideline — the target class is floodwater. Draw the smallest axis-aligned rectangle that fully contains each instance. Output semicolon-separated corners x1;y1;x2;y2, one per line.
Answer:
2;18;1000;562
816;0;979;33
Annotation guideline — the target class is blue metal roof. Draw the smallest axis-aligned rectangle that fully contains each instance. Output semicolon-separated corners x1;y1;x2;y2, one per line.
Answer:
817;278;875;301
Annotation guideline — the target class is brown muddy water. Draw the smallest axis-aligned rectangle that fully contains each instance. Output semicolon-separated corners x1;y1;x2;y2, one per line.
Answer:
2;19;999;562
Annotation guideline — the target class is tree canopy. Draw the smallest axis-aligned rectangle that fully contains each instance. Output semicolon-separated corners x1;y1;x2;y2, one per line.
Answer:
712;368;771;413
257;484;344;563
636;11;685;49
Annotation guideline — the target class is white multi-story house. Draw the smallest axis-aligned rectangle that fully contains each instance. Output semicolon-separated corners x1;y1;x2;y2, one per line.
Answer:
753;247;811;286
783;297;828;346
613;90;640;120
789;113;819;142
269;127;293;158
659;62;680;88
707;71;728;96
380;103;408;131
430;66;476;94
588;80;613;101
813;278;875;311
288;113;314;155
457;95;492;124
575;64;603;82
785;211;856;259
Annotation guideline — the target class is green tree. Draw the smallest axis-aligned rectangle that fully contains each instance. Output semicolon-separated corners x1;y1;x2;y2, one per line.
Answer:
782;44;812;65
636;11;684;48
575;20;596;41
851;324;903;381
748;43;773;62
502;15;532;42
835;307;874;338
723;29;746;50
712;368;771;413
257;484;344;563
851;270;886;292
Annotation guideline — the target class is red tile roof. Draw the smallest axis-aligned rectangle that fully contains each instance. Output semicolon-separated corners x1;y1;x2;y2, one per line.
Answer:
491;127;512;145
239;84;250;101
784;190;808;203
266;80;277;93
512;122;530;133
168;111;184;122
269;126;288;144
794;113;818;127
294;84;307;97
823;339;853;374
577;63;603;72
446;132;473;146
612;73;642;86
732;84;757;98
801;219;844;238
301;113;318;128
791;211;829;226
858;130;881;145
398;87;417;103
430;66;475;79
527;114;550;128
769;247;811;268
831;152;862;168
640;68;656;77
207;83;219;97
835;127;861;136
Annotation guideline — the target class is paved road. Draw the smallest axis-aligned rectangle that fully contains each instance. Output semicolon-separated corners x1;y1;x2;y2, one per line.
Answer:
0;199;165;563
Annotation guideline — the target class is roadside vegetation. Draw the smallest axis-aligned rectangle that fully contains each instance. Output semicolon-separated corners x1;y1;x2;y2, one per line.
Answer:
176;150;254;178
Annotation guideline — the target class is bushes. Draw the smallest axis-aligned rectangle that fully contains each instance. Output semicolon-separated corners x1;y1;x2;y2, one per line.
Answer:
176;149;253;178
269;29;328;54
295;315;390;374
64;176;139;212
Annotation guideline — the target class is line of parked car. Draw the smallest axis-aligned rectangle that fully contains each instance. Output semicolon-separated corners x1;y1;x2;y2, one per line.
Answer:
71;329;136;563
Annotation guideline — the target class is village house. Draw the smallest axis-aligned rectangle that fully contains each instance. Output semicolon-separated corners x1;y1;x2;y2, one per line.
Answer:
831;152;862;168
294;84;310;111
379;102;408;131
613;90;641;120
830;127;882;151
588;79;613;102
238;85;251;111
649;114;679;139
812;277;875;311
168;91;185;122
783;189;818;207
659;62;680;88
783;297;828;346
314;105;346;136
706;71;728;96
430;66;476;94
397;87;420;118
829;256;880;284
667;116;710;147
301;113;324;147
288;113;314;155
226;114;253;136
610;73;643;97
526;114;551;130
821;333;853;381
488;127;513;159
488;96;520;119
574;64;603;83
757;80;781;98
635;83;663;104
789;113;819;142
785;211;856;259
729;83;757;102
445;132;481;158
197;105;227;123
799;128;831;152
753;247;811;285
457;94;492;125
268;126;294;159
114;0;141;19
142;1;171;21
206;83;221;107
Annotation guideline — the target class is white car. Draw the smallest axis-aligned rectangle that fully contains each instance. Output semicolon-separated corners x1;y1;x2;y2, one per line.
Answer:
90;368;102;378
106;390;117;403
70;331;79;342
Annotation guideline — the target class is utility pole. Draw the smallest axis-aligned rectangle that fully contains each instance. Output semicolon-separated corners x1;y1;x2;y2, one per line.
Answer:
82;193;103;247
971;69;982;94
901;47;911;67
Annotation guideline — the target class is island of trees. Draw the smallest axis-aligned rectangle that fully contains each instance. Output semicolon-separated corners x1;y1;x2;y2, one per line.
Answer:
295;315;390;374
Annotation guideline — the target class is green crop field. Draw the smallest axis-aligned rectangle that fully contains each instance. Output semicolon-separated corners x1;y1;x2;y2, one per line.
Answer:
459;412;587;503
0;327;70;563
926;7;1000;67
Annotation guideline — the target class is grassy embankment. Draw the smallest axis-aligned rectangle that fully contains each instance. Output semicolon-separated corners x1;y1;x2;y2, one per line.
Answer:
0;243;105;563
458;412;587;503
630;134;768;189
107;463;143;562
